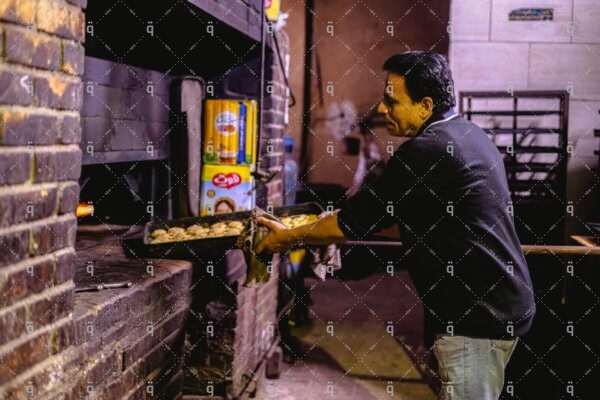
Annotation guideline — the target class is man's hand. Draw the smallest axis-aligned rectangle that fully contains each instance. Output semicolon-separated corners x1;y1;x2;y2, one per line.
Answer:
256;216;294;254
256;212;346;253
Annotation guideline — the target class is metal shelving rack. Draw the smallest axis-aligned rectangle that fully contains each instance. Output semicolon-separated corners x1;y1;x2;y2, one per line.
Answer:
459;91;570;244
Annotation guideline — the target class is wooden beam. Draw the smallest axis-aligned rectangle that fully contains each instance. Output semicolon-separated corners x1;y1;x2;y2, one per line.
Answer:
521;245;600;256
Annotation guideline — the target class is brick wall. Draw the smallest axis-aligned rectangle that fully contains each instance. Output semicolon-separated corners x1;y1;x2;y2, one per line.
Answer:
190;0;262;41
2;1;288;398
80;57;172;163
184;252;281;399
0;0;84;396
0;1;191;399
1;238;192;399
66;243;192;400
258;30;289;210
183;30;289;399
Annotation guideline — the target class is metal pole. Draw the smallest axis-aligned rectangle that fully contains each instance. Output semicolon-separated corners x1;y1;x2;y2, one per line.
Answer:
299;0;315;180
343;242;600;256
255;0;267;174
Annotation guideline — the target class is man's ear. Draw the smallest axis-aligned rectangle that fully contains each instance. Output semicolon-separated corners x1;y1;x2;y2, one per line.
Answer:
422;96;434;113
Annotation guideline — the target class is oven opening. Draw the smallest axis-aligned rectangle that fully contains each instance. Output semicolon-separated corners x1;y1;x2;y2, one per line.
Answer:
78;161;166;226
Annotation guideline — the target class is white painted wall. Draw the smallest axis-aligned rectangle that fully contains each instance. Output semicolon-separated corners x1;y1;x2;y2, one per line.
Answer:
449;0;600;241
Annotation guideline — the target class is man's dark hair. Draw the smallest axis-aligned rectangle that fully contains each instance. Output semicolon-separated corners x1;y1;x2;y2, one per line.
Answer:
383;51;456;114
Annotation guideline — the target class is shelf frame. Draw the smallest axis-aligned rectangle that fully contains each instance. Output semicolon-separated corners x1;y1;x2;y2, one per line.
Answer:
459;90;570;204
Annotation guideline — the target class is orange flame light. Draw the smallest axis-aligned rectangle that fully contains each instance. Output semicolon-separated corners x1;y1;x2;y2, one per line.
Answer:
76;203;94;217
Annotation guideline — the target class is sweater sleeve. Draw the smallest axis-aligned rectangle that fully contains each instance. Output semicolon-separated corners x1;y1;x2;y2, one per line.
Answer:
337;140;448;240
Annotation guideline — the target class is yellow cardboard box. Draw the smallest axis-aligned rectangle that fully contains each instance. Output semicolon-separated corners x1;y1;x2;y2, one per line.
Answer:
200;164;255;216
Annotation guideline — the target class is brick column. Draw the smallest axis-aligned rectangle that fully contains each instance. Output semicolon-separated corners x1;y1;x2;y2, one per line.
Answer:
257;31;289;210
0;0;84;395
183;30;290;399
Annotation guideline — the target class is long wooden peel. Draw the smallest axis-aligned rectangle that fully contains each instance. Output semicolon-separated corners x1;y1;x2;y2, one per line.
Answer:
344;240;600;256
521;245;600;256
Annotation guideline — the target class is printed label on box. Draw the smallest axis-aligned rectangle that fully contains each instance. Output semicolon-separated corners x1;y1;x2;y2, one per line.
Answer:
200;165;255;216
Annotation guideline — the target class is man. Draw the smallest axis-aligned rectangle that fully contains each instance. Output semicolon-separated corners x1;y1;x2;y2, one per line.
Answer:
257;51;536;400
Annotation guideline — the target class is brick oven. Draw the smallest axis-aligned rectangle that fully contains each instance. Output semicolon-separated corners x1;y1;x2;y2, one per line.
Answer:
1;0;289;399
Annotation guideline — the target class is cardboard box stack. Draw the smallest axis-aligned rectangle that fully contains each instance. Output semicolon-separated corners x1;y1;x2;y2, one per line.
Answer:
200;100;258;216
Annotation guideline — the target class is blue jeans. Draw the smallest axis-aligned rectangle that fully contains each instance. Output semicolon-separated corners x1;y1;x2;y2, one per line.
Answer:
432;335;518;400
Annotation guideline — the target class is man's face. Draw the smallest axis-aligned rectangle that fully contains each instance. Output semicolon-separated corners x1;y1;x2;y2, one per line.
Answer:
377;73;432;137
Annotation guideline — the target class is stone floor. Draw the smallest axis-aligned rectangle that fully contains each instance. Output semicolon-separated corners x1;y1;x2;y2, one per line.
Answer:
260;270;439;400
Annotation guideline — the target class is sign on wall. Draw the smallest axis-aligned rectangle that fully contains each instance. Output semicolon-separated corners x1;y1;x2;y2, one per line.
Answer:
509;8;554;21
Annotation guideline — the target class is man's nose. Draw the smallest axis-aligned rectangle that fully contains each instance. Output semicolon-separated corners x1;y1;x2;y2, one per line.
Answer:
377;101;387;114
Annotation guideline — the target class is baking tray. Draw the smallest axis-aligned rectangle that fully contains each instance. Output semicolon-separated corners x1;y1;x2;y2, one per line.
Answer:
140;202;324;259
270;202;324;218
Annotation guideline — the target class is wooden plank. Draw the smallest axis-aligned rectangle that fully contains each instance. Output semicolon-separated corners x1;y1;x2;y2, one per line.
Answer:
522;244;600;256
